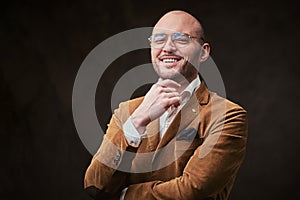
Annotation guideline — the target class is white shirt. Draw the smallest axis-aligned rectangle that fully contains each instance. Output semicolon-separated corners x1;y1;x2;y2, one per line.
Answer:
123;76;201;147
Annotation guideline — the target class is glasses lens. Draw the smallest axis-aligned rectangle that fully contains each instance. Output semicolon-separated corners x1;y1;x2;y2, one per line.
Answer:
172;33;190;46
150;33;167;48
149;32;193;49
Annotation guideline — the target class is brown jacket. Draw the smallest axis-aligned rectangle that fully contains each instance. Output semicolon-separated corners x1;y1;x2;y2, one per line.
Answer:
84;82;248;200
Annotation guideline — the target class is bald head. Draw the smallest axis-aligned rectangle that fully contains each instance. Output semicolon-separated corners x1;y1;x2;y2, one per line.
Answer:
154;10;205;41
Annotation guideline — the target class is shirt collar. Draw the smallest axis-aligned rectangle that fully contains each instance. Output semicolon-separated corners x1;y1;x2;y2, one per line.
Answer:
182;75;201;97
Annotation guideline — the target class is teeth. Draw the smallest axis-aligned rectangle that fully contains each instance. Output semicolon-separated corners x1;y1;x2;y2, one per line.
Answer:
163;58;177;63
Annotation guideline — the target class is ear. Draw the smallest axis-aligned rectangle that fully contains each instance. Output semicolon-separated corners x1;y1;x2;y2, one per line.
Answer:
199;43;210;62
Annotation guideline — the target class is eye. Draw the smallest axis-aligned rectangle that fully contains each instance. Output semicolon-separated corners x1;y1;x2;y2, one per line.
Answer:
175;37;190;44
153;34;167;43
172;33;190;44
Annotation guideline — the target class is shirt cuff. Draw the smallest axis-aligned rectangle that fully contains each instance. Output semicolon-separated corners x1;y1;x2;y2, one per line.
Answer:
120;187;128;200
123;116;146;147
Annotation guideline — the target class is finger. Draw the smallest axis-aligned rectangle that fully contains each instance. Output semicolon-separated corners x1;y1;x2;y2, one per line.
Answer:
160;92;180;99
153;84;178;93
160;87;178;93
165;96;181;108
157;79;181;88
159;93;181;109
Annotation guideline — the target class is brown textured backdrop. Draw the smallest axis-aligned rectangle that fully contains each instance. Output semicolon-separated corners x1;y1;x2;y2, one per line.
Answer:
1;0;299;199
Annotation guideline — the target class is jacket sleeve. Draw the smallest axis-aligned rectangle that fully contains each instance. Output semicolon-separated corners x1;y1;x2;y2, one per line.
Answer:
84;101;134;199
124;103;248;200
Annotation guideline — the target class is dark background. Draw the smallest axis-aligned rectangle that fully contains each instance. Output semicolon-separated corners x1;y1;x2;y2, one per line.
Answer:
1;0;299;199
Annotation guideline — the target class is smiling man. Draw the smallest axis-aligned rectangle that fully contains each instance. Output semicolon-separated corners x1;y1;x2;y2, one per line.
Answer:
150;11;207;84
84;10;248;200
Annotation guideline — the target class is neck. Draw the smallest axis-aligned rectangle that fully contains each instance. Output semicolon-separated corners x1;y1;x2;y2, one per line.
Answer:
176;73;198;93
176;79;190;93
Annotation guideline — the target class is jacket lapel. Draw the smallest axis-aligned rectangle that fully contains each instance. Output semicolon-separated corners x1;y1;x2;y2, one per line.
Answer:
146;118;160;151
156;81;210;150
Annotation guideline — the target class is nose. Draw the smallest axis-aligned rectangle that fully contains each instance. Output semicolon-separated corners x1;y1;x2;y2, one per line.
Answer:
162;37;177;52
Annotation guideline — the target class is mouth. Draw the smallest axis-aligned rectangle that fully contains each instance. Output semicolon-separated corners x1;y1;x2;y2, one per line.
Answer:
159;56;183;65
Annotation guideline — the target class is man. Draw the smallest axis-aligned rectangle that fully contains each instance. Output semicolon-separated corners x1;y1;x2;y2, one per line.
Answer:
84;10;248;200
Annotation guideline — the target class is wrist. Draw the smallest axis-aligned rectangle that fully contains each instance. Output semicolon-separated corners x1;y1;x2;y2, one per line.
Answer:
131;111;150;134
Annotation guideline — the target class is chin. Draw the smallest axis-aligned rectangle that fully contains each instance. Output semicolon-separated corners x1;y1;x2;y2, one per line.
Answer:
154;63;189;81
160;72;187;82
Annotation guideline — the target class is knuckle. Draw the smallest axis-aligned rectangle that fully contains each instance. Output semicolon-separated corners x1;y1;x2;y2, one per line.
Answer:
157;87;163;93
161;99;169;107
161;93;168;98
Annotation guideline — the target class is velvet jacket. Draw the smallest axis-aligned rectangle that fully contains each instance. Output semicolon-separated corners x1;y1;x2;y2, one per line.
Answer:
84;81;248;200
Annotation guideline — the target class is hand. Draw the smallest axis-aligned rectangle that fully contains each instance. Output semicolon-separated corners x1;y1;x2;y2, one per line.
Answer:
131;79;181;134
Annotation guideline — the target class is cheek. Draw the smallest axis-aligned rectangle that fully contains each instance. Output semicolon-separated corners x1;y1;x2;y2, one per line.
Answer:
186;49;201;63
151;49;159;59
151;49;161;62
150;49;155;60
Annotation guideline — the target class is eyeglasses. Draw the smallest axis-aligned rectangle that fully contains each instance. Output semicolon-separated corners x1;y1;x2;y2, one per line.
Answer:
148;32;202;49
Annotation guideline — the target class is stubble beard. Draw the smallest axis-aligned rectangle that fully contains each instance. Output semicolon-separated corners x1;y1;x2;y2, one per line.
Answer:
153;61;198;84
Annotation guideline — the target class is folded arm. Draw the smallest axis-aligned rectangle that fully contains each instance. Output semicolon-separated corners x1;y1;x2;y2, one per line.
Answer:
124;105;248;200
84;100;137;199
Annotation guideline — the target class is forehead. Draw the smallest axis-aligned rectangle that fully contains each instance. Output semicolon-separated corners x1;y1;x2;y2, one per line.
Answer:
153;12;201;35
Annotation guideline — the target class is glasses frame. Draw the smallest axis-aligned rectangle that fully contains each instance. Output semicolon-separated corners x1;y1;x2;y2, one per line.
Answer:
148;32;204;49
